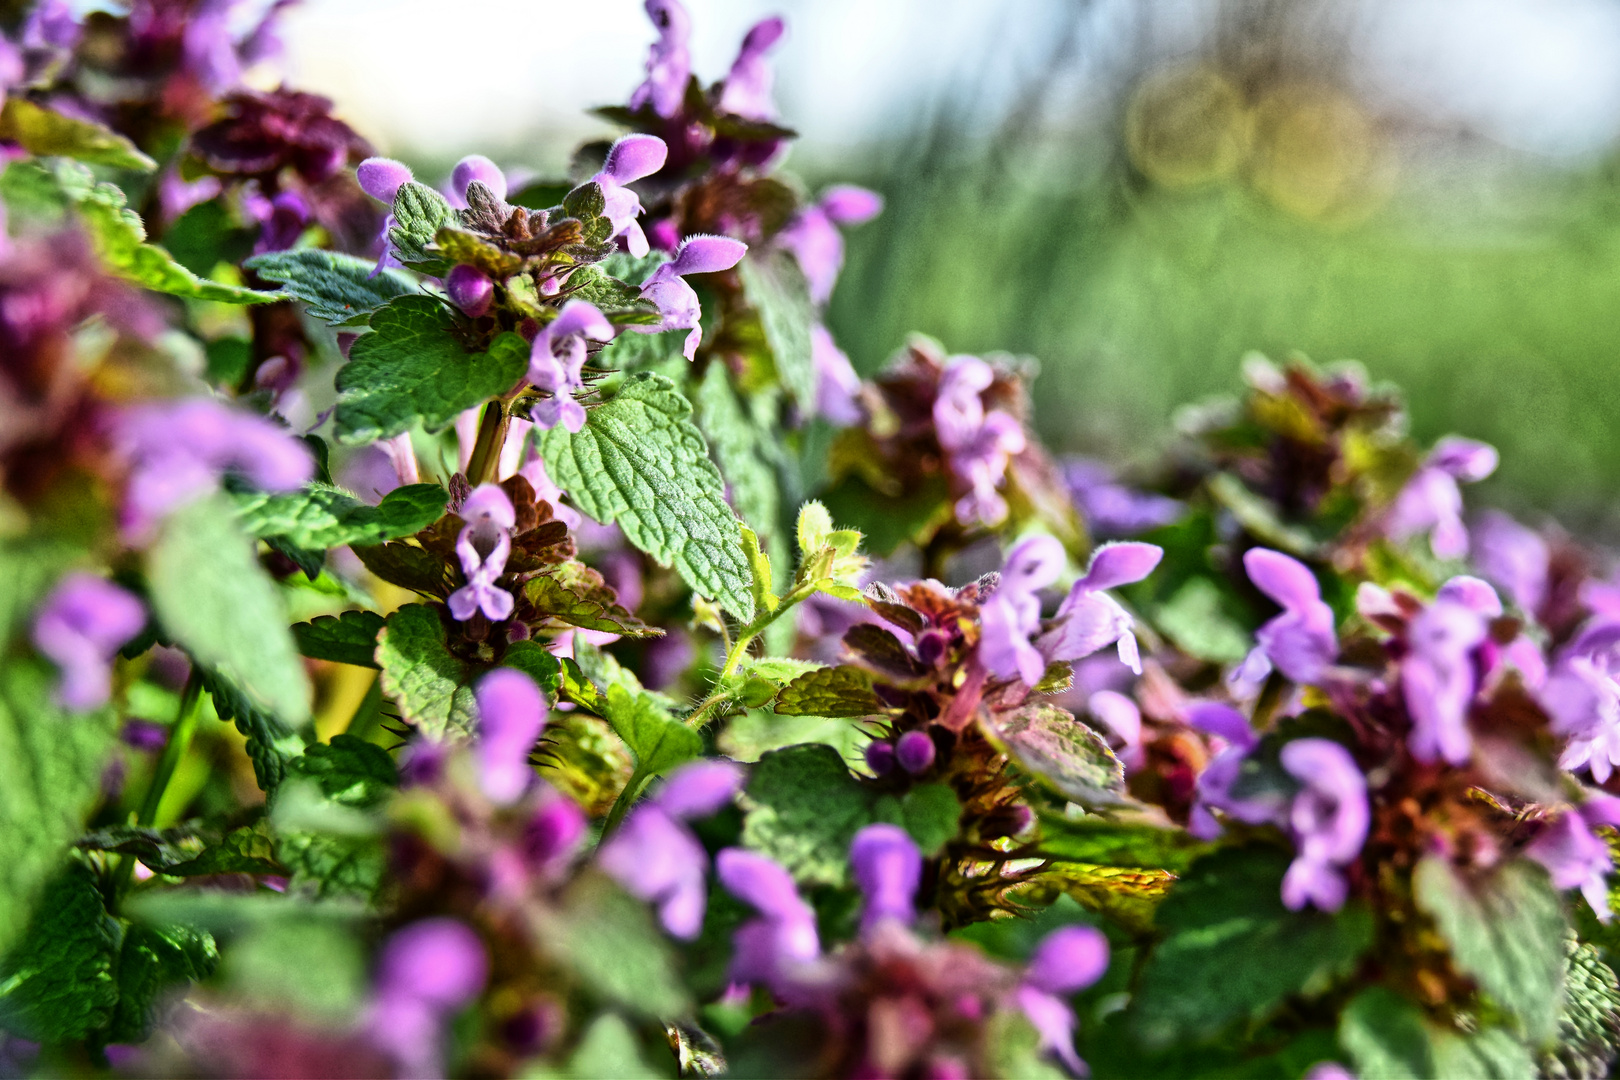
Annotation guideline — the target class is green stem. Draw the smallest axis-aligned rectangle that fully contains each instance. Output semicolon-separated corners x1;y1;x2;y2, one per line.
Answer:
600;767;653;841
464;399;509;485
343;674;385;744
111;670;205;905
684;581;821;731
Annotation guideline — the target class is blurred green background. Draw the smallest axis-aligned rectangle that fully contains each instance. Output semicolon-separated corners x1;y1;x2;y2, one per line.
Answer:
284;0;1620;532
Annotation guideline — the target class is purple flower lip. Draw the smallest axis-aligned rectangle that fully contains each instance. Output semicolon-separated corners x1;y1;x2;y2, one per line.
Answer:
473;668;548;804
1278;738;1368;912
528;301;613;433
1242;547;1337;685
449;484;516;622
634;235;748;359
1035;541;1163;677
1527;795;1620;920
357;157;413;204
1385;435;1497;559
449;154;506;206
630;0;693;119
850;823;921;933
33;573;146;711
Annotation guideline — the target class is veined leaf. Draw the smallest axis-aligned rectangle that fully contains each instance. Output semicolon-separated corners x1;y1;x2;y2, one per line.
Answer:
244;249;418;327
234;481;448;550
374;603;474;739
291;610;387;668
0;98;155;171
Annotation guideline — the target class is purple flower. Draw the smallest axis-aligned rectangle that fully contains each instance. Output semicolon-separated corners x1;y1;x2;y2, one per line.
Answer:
22;1;81;52
865;739;896;776
598;760;742;939
777;186;884;305
850;823;921;934
32;574;146;711
448;154;505;209
1386;436;1498;560
1302;1065;1357;1080
1089;690;1143;771
1185;701;1277;839
1278;738;1368;912
446;265;493;318
527;301;614;432
1037;542;1163;676
1242;548;1337;684
448;485;516;623
474;669;547;804
717;17;785;121
932;356;1027;526
1527;796;1620;920
523;787;587;874
980;535;1066;686
716;848;820;990
1403;588;1490;766
1542;624;1620;783
630;0;692;119
182;0;244;93
810;324;863;425
116;399;314;539
357;157;413;204
0;37;20;100
1473;510;1549;615
246;189;310;254
636;235;748;359
590;135;668;258
1063;458;1184;537
895;730;937;774
369;919;487;1075
1015;924;1109;1076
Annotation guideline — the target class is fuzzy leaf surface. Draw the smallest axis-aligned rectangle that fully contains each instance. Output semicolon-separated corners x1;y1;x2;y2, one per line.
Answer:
0;864;121;1042
984;703;1125;806
540;871;690;1018
375;603;474;739
539;372;752;620
289;735;398;810
772;665;883;717
235;482;448;550
738;249;814;405
244;249;417;327
524;562;662;638
1131;845;1375;1048
334;296;529;444
195;665;306;790
741;744;872;887
0;98;156;171
291;610;387;668
0;661;118;958
149;496;312;727
388;181;455;272
1413;854;1567;1043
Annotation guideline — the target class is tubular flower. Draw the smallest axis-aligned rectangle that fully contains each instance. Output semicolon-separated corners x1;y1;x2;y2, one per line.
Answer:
980;535;1066;686
1543;624;1620;783
590;135;668;257
716;848;821;991
473;669;547;804
367;919;487;1077
115;398;313;540
1278;738;1368;912
448;485;516;622
635;235;748;359
527;301;614;433
1386;435;1498;559
598;760;742;938
850;823;922;934
810;323;863;426
447;154;505;209
1037;541;1163;675
1402;582;1492;766
932;355;1026;526
1241;547;1338;685
777;185;884;304
717;17;785;120
32;574;146;711
1527;795;1620;920
1014;925;1110;1076
629;0;692;118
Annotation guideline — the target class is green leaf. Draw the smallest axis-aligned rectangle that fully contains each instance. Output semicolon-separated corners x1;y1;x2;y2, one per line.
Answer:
194;664;306;790
334;296;530;444
289;734;398;809
0;662;118;959
539;871;691;1018
1036;814;1211;875
1544;940;1620;1080
77;822;280;877
737;249;815;405
388;181;455;271
149;495;312;726
270;781;387;901
234;481;449;550
1433;1027;1537;1079
696;361;780;547
1338;988;1437;1080
983;703;1125;806
244;249;418;327
594;327;689;376
104;922;218;1044
291;610;387;668
873;783;962;857
1132;845;1375;1048
350;540;447;594
53;162;279;304
217;919;365;1021
562;1013;666;1080
601;684;701;780
1152;577;1255;664
739;526;778;618
0;863;121;1042
163;199;256;277
0;97;156;171
503;640;563;699
741;744;873;887
1413;854;1567;1042
539;372;753;620
375;603;474;739
773;665;883;717
524;561;663;638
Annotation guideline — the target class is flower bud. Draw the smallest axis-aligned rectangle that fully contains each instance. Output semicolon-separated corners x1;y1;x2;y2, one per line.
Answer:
896;729;936;774
447;264;493;318
865;739;896;776
357;157;412;203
